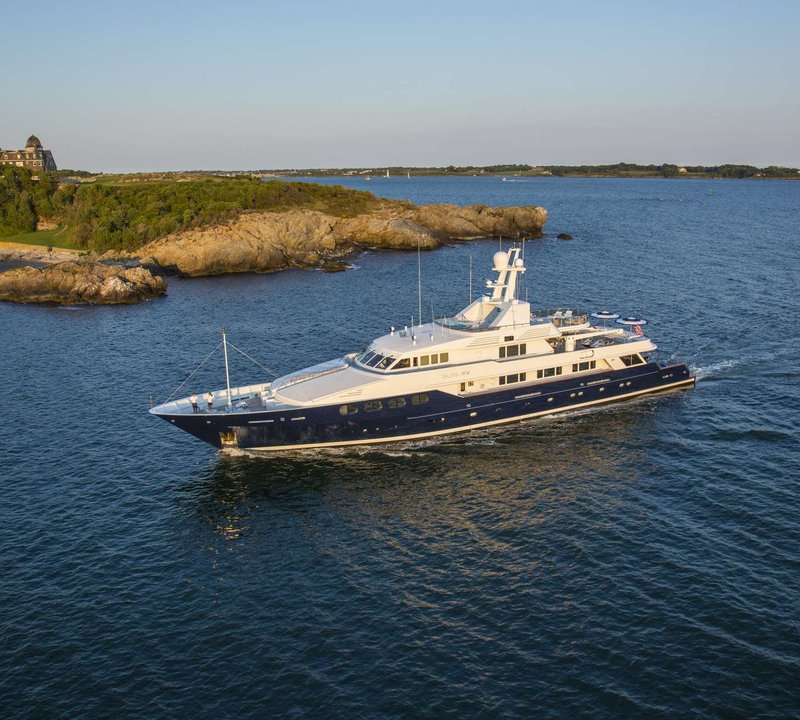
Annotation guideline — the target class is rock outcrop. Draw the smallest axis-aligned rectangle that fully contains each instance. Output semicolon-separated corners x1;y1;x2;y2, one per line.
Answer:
0;243;81;267
0;261;167;305
121;203;547;277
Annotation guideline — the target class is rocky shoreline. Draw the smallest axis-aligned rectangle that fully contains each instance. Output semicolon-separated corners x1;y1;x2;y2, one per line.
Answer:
0;261;167;305
0;202;546;304
110;202;548;277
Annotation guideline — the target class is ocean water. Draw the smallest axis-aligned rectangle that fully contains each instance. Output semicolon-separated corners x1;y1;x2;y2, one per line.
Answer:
1;177;799;718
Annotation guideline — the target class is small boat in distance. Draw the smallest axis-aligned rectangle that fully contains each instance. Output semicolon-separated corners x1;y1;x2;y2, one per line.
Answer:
150;247;695;451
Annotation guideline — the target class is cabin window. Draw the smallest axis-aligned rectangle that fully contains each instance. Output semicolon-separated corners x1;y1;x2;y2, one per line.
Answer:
537;367;563;379
360;351;376;365
416;353;448;365
366;353;385;367
505;335;514;341
364;400;383;412
376;355;396;370
620;354;645;367
339;404;359;415
393;358;410;370
499;343;526;359
411;393;429;406
460;382;466;392
571;360;596;372
387;397;406;410
498;372;527;386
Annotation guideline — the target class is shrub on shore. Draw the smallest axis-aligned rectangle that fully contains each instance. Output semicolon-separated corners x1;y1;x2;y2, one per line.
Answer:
0;168;382;252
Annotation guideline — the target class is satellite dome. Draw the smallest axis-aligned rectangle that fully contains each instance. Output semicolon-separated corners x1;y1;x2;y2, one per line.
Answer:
493;251;509;270
25;135;42;148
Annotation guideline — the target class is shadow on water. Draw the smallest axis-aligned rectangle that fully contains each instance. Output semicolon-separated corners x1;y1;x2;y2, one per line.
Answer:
176;397;674;542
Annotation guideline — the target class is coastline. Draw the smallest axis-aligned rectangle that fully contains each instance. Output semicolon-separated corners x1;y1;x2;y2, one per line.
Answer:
0;201;547;303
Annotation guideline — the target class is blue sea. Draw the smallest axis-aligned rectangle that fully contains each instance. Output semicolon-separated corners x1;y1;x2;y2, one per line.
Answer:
1;177;799;719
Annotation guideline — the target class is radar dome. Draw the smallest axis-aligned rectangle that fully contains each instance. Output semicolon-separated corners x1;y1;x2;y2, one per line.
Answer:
493;251;509;270
514;258;524;267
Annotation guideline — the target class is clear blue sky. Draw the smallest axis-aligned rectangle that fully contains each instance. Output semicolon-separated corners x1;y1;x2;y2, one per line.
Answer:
2;0;798;171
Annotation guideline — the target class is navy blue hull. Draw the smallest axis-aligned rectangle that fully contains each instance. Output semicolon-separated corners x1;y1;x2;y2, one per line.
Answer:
157;362;694;450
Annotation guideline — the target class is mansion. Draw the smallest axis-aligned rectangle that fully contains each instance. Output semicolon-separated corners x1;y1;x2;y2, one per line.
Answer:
0;135;57;171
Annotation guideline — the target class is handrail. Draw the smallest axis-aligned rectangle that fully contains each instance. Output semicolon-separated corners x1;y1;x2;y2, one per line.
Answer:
272;358;349;393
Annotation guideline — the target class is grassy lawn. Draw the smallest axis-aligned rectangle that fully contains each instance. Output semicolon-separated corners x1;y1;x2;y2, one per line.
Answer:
0;227;77;249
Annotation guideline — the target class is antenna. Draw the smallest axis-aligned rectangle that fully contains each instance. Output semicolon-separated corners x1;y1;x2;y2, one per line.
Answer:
222;327;233;411
468;255;472;305
417;238;423;332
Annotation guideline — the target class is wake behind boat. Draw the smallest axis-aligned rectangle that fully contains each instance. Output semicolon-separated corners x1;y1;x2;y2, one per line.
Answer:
150;247;694;451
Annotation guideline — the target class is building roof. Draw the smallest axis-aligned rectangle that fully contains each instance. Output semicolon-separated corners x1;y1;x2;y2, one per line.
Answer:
25;135;42;148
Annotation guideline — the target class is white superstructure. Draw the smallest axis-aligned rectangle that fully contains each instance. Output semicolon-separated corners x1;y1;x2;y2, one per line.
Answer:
267;246;655;407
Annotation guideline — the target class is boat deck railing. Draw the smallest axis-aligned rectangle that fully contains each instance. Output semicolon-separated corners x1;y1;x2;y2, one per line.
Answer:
531;309;589;327
271;357;350;394
436;313;552;332
152;381;290;416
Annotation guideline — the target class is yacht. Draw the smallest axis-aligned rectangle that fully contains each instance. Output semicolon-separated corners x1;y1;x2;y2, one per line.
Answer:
150;247;694;451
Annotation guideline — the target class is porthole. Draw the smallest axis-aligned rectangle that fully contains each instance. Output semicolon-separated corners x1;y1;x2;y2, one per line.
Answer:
599;387;605;392
570;393;576;398
547;397;554;403
469;411;477;417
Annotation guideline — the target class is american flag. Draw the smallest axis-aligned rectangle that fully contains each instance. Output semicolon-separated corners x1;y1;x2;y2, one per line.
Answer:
634;325;644;336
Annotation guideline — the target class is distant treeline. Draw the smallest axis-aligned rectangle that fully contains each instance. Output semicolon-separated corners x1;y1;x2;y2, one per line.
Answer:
0;167;382;251
541;163;798;178
262;162;800;179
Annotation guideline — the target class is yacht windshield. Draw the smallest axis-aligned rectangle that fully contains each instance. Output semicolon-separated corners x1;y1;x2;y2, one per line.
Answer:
376;355;396;370
357;351;399;370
